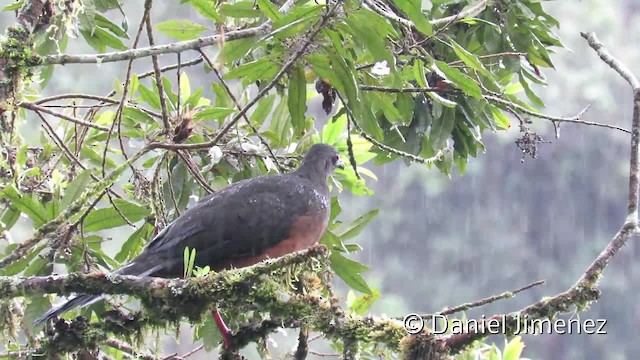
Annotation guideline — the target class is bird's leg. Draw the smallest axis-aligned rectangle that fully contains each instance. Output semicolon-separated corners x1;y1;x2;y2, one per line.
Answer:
211;308;233;349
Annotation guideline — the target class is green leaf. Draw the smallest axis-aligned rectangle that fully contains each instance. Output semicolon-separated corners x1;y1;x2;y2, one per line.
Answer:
413;59;428;88
16;144;27;167
434;61;483;99
60;169;93;210
156;20;208;41
342;9;395;62
219;37;257;64
138;84;161;110
267;16;315;42
180;72;191;99
330;252;372;294
321;112;347;145
430;107;456;149
250;94;276;126
83;199;151;232
288;65;307;132
187;0;222;22
95;13;129;38
448;39;491;78
256;0;281;21
425;90;457;108
80;27;128;52
24;294;52;332
80;146;117;169
184;87;204;109
1;207;20;231
503;336;525;360
193;106;236;122
272;4;322;30
115;223;153;262
489;105;511;130
220;1;261;18
336;209;379;241
200;315;223;351
349;288;380;315
2;1;23;11
0;244;46;276
123;106;154;124
0;185;48;227
391;0;432;35
520;75;545;108
223;58;279;83
320;230;347;252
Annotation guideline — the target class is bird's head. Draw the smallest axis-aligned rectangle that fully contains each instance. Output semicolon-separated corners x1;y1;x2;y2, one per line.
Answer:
296;143;345;181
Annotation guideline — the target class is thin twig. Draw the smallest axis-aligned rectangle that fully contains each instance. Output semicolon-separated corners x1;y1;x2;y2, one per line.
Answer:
20;102;110;131
34;94;120;105
448;52;527;66
359;85;458;94
175;150;216;194
362;0;487;29
486;96;628;133
145;0;172;133
346;116;360;179
105;338;157;360
406;280;545;320
309;351;340;357
166;153;181;216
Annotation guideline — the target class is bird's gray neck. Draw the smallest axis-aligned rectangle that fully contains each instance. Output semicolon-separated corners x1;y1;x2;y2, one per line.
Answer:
293;162;329;188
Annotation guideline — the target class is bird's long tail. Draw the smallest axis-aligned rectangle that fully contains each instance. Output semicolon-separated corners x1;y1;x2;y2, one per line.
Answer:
32;294;102;326
32;257;164;326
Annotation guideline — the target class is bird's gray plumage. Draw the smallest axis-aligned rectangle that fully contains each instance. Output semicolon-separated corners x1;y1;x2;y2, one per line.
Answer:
34;144;343;326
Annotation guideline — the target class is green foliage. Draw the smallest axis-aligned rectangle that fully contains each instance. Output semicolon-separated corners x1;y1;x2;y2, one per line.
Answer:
183;246;197;278
0;0;567;357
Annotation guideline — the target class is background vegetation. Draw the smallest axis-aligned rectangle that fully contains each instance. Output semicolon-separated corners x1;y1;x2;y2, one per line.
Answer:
0;0;638;359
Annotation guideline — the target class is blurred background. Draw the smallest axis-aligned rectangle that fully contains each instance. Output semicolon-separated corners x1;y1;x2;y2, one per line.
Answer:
2;0;640;359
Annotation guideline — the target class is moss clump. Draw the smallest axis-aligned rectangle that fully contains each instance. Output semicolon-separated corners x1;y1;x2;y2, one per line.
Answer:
400;332;449;360
0;25;41;79
38;317;106;354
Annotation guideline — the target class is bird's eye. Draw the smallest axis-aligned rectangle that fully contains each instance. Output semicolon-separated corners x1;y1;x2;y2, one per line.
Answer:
333;155;340;163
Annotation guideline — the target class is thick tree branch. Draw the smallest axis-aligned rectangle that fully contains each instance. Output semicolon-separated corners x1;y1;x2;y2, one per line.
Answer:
37;0;297;66
41;27;263;65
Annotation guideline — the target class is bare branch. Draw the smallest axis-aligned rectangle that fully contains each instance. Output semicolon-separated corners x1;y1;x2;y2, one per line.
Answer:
145;1;172;133
405;280;545;320
41;27;266;65
363;0;487;29
20;102;110;131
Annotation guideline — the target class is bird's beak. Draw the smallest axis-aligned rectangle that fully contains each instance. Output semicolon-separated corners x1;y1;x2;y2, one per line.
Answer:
336;157;345;170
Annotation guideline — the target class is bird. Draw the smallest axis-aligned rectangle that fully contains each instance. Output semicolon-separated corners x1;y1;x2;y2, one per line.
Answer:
34;143;345;347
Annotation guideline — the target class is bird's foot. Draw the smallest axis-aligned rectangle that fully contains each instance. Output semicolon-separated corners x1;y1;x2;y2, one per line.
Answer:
212;308;233;349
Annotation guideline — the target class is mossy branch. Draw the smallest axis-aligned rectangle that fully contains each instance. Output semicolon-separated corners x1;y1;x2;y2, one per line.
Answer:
0;246;432;358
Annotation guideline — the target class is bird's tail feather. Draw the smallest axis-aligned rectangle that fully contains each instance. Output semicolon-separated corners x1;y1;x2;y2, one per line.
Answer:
33;259;163;326
32;294;102;326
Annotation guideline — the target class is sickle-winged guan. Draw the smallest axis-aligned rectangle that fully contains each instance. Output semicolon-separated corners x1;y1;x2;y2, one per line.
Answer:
34;143;345;344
